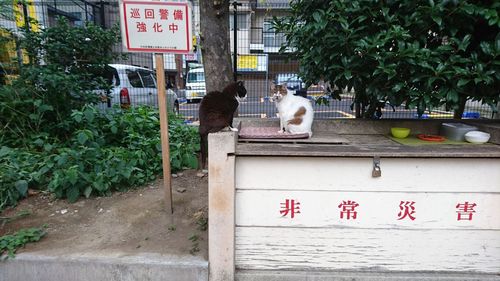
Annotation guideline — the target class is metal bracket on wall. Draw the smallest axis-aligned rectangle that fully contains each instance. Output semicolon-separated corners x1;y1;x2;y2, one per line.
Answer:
372;156;381;177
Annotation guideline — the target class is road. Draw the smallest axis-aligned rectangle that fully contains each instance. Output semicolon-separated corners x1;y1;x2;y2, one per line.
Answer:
178;95;442;121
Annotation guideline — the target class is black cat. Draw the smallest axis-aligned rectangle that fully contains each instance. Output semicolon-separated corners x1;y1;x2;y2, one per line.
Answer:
198;81;247;170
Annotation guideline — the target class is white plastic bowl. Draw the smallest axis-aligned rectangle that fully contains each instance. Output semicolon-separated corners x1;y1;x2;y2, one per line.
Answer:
464;131;490;144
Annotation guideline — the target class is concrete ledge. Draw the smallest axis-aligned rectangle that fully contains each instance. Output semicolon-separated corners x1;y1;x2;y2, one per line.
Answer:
0;252;208;281
236;270;500;281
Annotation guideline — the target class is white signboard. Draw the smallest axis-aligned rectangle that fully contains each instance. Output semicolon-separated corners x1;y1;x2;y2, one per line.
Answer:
119;0;192;53
232;157;500;273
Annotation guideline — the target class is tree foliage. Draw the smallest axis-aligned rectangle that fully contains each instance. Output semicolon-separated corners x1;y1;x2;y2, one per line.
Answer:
0;0;15;21
274;0;500;118
0;17;121;144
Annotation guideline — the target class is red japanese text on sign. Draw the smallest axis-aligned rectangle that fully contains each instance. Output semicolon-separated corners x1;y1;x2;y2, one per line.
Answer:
130;8;140;18
173;9;183;20
280;199;300;219
136;22;146;32
121;1;191;53
397;201;416;220
153;23;163;33
338;200;359;220
456;202;477;221
159;9;168;20
144;9;154;19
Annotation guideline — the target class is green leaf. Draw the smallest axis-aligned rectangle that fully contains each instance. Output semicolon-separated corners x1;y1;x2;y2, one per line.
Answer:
392;83;404;92
0;146;12;157
457;79;469;88
121;168;132;179
77;131;88;145
312;11;321;23
66;186;80;203
67;168;78;185
187;154;198;169
83;186;92;198
15;180;29;196
344;70;352;80
73;112;83;123
84;108;95;123
431;15;442;26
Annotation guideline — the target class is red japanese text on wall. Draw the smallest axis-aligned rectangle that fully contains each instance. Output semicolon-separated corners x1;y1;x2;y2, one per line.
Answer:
279;199;478;222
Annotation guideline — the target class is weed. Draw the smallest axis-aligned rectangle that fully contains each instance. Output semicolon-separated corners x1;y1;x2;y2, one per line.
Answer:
0;210;32;228
188;233;201;255
168;225;176;232
0;227;46;259
188;234;199;242
189;243;200;255
192;210;208;231
196;216;208;231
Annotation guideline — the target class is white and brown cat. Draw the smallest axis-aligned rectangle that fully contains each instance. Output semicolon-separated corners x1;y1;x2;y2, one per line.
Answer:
271;83;314;137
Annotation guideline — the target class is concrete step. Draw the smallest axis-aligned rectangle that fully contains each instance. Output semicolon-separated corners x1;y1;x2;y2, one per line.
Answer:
0;252;208;281
236;270;500;281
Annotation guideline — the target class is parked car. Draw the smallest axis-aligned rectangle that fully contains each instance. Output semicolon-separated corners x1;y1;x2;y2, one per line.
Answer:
185;67;206;103
97;64;179;114
275;73;325;97
285;75;306;91
274;73;298;86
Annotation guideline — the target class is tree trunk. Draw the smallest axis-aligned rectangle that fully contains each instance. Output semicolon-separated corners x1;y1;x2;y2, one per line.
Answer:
199;0;234;93
494;102;500;119
175;54;184;89
453;96;467;119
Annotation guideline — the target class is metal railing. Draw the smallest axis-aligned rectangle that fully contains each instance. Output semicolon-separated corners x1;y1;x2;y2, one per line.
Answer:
0;0;496;120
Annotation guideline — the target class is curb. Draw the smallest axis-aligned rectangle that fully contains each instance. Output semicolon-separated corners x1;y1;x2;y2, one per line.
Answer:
0;252;208;281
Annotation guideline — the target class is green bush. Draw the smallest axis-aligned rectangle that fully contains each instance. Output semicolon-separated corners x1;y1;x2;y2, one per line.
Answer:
0;105;199;209
0;18;121;146
0;17;199;211
274;0;500;118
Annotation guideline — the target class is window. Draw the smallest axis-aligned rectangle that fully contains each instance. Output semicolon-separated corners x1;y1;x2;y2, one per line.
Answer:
139;70;156;88
187;71;205;83
127;70;143;88
263;20;286;48
103;66;120;87
229;14;248;30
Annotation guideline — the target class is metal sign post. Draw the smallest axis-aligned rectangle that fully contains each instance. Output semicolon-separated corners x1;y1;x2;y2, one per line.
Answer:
119;0;192;213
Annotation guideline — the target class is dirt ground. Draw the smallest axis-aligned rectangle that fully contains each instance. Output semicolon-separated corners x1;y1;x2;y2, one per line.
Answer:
0;169;208;259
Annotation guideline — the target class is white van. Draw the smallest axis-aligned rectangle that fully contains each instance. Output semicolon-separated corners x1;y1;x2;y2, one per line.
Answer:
185;67;206;103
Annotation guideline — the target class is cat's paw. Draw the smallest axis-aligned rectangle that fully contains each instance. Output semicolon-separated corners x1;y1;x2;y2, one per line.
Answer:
230;127;239;132
277;129;285;133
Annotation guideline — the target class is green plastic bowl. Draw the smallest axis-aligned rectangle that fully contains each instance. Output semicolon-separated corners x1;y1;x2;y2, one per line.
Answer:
391;127;411;139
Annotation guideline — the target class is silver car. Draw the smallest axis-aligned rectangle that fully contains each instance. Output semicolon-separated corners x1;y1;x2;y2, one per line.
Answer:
98;64;179;114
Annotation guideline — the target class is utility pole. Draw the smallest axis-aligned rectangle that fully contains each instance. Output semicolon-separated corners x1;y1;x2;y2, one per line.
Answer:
232;1;241;82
